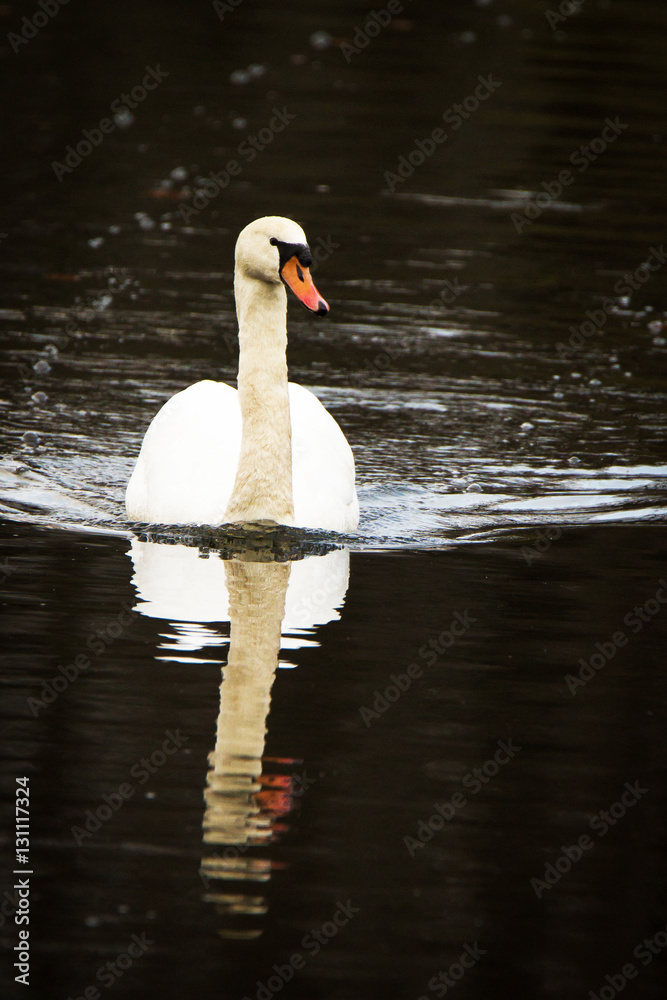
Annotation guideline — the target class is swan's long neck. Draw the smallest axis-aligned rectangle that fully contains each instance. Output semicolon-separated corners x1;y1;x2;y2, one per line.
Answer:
224;270;294;525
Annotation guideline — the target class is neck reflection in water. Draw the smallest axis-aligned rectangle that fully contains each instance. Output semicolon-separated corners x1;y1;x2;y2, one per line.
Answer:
127;531;350;940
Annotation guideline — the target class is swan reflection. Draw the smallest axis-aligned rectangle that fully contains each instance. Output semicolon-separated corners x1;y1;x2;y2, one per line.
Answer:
128;533;350;938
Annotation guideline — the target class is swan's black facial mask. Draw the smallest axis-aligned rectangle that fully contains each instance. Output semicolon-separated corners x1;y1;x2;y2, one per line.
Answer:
269;238;313;270
269;237;328;315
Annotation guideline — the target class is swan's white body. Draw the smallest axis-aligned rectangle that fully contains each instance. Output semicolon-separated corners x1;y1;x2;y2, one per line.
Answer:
126;379;358;530
126;217;359;532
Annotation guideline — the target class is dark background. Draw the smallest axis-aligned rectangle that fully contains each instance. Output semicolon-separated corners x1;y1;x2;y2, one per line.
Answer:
1;1;667;998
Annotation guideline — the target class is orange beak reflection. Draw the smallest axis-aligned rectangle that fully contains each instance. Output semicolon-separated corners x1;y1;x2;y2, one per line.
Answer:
281;256;329;315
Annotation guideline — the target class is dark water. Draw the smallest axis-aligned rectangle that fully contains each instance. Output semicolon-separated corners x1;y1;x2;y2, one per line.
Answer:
1;1;667;997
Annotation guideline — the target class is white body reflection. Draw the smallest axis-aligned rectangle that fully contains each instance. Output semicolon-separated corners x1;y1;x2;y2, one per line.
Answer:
130;537;349;646
127;536;350;938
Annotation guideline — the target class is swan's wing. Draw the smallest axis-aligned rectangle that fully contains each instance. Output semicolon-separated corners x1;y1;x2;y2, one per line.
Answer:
288;383;359;532
126;380;241;525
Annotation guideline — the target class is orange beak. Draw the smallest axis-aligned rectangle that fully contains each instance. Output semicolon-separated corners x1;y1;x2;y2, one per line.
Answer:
280;256;329;315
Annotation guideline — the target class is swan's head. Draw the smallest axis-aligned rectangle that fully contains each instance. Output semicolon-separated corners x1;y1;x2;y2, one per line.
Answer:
235;216;329;316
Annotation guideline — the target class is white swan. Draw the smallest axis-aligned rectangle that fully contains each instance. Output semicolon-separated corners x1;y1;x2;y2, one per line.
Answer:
126;216;359;531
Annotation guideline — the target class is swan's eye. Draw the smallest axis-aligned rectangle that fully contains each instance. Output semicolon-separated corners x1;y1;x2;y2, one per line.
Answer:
270;237;313;270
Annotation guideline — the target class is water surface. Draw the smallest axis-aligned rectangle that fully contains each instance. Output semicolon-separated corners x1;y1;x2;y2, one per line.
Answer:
1;1;667;998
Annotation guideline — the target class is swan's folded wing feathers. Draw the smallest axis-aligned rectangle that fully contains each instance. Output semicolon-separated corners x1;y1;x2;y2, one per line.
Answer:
126;380;241;524
127;379;358;530
288;383;359;531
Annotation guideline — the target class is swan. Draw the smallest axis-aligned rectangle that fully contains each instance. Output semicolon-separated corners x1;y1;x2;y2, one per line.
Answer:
126;216;359;532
